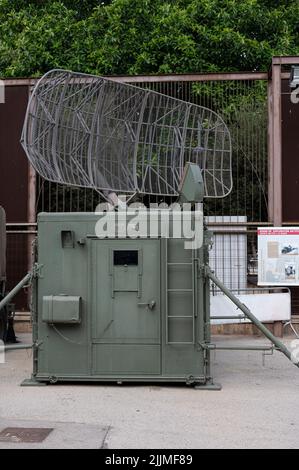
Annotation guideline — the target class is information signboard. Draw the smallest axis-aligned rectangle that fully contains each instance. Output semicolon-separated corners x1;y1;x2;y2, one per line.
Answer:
258;227;299;286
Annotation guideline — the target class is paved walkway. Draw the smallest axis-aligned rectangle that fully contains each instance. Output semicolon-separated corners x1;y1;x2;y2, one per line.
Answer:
0;334;299;448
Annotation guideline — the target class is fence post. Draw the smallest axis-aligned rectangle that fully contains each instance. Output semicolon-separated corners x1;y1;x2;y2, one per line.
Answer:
270;60;283;227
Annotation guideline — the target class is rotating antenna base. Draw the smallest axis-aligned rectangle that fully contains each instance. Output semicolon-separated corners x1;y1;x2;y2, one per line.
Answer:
178;163;204;204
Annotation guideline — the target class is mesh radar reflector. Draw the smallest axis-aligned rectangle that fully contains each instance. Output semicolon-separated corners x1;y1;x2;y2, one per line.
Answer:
21;69;232;199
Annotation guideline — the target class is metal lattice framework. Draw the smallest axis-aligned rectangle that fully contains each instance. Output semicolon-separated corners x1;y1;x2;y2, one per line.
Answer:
21;69;232;198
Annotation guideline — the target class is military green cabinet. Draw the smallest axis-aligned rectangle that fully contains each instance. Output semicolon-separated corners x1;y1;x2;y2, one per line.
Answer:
32;212;213;387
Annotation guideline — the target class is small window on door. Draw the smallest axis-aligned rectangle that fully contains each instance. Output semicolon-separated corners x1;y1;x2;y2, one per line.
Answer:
113;250;138;266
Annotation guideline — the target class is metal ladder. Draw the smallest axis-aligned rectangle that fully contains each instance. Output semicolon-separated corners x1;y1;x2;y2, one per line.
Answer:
165;240;197;345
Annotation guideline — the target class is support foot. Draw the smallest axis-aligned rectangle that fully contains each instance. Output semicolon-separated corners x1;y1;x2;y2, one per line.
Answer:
194;381;222;391
21;376;47;387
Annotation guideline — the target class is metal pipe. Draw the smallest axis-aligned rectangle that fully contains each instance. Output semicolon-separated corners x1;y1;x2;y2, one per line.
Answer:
203;344;273;351
206;267;299;367
0;272;32;311
4;343;33;351
206;222;272;226
7;231;37;234
210;315;246;320
207;230;258;234
6;223;37;226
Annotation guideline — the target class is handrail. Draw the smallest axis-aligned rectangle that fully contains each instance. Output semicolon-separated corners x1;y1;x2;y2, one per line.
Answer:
0;272;32;312
206;266;299;367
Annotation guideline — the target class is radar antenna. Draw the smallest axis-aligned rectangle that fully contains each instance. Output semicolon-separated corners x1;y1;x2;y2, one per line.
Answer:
21;69;232;200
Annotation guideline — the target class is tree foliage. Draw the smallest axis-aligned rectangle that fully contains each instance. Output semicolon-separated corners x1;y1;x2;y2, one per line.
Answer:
0;0;298;77
1;0;297;223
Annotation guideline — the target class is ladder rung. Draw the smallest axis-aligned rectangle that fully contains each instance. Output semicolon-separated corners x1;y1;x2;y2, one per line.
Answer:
167;289;192;292
167;262;192;266
168;315;193;318
167;341;194;345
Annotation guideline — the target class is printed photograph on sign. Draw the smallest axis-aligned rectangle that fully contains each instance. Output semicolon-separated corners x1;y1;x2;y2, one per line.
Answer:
285;264;296;280
280;244;298;255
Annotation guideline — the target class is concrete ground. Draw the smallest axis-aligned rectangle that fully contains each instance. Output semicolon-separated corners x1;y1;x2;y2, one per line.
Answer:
0;333;299;449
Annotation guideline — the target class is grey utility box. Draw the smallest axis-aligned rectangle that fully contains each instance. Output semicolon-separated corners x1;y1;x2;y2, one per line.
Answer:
32;211;214;387
42;295;81;324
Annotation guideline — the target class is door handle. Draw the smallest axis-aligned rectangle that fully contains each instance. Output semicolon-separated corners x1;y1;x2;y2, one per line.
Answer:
138;300;156;310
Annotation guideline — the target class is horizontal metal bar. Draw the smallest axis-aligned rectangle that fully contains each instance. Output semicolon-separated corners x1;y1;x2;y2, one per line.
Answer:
6;223;37;227
167;342;194;345
210;315;246;320
1;71;268;87
1;78;37;86
167;262;192;265
272;56;299;65
5;343;33;351
108;72;268;83
34;374;207;382
7;231;37;234
209;230;257;234
206;222;272;226
203;344;273;351
168;315;193;318
167;289;192;292
212;287;290;294
229;287;289;292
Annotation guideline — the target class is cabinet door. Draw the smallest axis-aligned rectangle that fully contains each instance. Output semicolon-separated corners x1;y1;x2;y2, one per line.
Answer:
91;239;161;375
